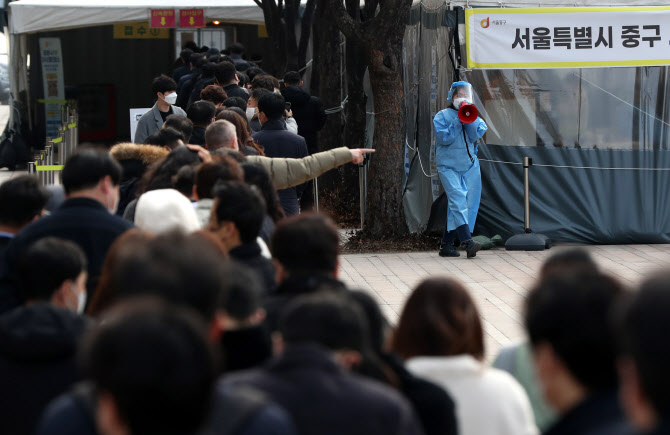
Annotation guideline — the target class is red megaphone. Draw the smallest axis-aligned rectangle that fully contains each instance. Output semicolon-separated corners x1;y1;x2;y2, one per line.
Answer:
458;104;478;124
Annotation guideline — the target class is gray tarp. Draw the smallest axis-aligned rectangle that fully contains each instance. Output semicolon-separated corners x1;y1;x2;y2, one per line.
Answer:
402;1;670;243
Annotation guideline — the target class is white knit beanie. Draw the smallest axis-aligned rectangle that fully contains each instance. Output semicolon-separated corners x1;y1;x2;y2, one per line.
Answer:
135;189;201;235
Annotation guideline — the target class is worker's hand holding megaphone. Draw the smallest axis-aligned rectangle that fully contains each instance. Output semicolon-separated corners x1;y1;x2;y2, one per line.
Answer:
458;101;479;124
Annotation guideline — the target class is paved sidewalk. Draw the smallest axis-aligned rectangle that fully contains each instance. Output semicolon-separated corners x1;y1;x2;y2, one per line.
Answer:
340;244;670;360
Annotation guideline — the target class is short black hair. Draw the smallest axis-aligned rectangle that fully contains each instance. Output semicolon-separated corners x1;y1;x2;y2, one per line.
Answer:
280;292;368;352
164;114;194;144
151;74;177;96
219;261;262;320
223;96;247;112
201;62;218;79
195;157;244;199
212;181;266;243
236;71;249;87
187;100;217;127
183;40;199;52
229;43;245;54
257;92;285;121
271;213;340;274
61;147;122;195
81;300;217;435
0;175;49;227
540;248;599;280
525;271;625;390
245;67;265;82
620;272;670;420
190;53;206;67
215;61;237;85
109;232;227;321
283;71;301;86
17;237;87;301
250;88;271;103
251;75;276;92
145;127;185;150
179;48;194;63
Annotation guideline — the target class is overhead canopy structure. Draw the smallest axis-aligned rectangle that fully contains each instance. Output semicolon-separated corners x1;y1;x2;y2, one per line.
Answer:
8;0;270;34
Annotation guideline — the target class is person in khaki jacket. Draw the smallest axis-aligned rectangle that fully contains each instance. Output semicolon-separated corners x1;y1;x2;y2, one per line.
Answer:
110;138;372;221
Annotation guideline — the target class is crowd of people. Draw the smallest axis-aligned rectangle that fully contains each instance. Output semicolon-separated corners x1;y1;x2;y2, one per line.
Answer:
134;43;327;216
0;42;669;435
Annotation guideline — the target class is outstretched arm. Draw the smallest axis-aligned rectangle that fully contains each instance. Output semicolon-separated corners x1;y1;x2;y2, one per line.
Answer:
250;148;375;189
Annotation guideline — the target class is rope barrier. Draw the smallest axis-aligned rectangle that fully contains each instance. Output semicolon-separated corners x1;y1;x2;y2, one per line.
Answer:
479;158;670;171
574;73;670;128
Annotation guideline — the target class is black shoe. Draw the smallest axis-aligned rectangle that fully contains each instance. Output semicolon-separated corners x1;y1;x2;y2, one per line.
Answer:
439;245;460;257
464;239;481;258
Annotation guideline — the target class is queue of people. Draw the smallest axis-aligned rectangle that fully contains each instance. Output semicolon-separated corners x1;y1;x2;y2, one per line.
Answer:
0;42;668;435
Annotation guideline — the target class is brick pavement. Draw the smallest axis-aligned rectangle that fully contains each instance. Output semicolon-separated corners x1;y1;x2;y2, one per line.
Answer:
339;244;670;360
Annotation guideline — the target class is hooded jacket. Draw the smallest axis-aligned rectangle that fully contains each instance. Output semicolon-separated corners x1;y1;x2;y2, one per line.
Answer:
281;86;327;154
0;303;89;435
110;143;169;216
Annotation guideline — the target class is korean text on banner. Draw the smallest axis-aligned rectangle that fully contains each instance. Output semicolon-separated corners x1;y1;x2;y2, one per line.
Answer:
465;7;670;69
180;9;205;28
39;38;65;139
151;9;176;28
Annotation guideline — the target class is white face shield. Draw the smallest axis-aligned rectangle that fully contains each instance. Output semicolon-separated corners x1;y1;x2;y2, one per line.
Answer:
451;85;474;109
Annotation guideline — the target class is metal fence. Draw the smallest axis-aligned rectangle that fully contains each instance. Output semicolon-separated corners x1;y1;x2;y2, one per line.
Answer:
28;106;78;185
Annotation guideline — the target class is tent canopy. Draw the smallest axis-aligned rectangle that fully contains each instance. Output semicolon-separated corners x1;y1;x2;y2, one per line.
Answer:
9;0;274;34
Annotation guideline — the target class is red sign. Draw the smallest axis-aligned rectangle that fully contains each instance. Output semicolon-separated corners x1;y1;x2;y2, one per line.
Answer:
180;9;205;28
150;9;176;28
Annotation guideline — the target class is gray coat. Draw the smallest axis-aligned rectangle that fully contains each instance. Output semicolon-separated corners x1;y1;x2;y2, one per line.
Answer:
134;103;186;144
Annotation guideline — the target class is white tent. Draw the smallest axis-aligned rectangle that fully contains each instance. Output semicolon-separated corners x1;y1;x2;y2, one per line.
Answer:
8;0;268;35
6;0;282;128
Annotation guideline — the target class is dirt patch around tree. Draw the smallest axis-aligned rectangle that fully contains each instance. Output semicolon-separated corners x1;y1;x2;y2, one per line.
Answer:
342;229;442;254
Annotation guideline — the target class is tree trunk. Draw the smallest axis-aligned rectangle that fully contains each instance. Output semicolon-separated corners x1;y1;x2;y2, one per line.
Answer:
311;0;344;152
364;46;408;235
326;0;411;235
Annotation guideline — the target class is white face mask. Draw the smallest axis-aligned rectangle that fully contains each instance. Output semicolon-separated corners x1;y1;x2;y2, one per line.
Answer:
77;289;87;315
453;98;467;109
69;283;87;314
163;92;178;105
246;107;256;122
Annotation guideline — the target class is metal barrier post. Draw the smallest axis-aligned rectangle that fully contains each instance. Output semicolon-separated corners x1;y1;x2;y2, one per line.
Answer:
35;153;43;185
73;110;79;149
57;126;65;164
68;115;76;156
44;144;53;185
28;161;35;175
313;177;320;213
359;160;368;229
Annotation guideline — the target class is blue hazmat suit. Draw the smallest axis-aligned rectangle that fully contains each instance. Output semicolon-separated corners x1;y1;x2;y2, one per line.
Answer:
433;102;487;236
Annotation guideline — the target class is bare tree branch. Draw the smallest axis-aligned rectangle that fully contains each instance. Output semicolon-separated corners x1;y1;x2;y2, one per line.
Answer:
298;0;317;69
254;0;263;8
328;0;366;44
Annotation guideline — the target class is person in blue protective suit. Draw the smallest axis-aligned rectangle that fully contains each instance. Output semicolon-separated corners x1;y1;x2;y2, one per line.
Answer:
434;81;487;258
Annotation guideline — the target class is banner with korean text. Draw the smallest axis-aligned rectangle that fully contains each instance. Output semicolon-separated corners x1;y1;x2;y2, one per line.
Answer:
465;7;670;69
